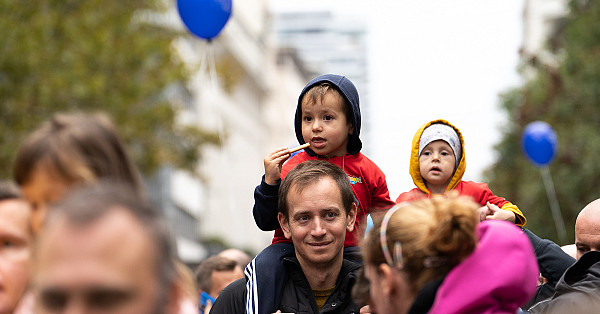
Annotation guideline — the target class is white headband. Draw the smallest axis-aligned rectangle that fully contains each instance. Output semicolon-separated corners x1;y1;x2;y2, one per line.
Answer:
418;123;461;167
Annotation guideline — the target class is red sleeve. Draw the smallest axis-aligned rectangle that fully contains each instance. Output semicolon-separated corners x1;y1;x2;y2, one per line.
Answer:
396;189;427;203
457;181;509;207
371;175;395;211
281;152;310;178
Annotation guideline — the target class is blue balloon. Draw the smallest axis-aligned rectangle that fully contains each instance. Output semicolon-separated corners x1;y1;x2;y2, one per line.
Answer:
521;121;558;167
177;0;232;40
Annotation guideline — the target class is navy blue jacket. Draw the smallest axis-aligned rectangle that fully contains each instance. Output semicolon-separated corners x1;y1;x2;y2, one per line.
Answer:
210;258;361;314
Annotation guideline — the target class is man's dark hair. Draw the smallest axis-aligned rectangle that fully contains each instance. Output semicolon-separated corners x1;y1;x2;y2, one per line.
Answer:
0;181;21;201
278;160;354;218
195;255;239;292
44;180;177;308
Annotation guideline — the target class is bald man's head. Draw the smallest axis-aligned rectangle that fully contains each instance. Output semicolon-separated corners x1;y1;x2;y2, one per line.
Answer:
575;199;600;259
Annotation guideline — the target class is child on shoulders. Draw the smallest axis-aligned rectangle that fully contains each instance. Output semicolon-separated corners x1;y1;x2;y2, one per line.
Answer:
249;74;395;314
396;119;526;226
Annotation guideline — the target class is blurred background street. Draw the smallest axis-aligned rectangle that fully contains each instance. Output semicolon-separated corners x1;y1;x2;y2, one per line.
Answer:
2;0;589;266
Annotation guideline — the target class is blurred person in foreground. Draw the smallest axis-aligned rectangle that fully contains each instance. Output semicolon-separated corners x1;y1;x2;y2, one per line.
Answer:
210;160;361;313
31;182;183;314
195;255;244;313
0;182;33;314
13;112;144;235
362;194;538;314
175;260;200;314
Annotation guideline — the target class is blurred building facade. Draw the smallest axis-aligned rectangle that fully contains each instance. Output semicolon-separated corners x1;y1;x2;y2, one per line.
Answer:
270;6;372;151
150;0;372;264
148;0;309;263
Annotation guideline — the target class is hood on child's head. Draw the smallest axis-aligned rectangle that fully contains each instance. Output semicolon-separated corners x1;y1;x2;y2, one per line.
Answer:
294;74;362;157
409;119;467;193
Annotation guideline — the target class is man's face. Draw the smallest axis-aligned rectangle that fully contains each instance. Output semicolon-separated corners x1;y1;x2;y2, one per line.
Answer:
0;199;32;313
33;209;175;314
575;213;600;259
208;266;244;299
279;176;356;269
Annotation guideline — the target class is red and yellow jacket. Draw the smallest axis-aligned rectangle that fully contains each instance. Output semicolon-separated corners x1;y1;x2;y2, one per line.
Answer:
396;119;526;226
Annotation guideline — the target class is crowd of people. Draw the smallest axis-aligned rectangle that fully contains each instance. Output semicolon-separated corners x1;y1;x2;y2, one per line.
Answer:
1;74;599;314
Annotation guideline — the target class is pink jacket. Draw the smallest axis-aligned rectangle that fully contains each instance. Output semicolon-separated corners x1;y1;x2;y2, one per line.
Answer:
429;220;539;313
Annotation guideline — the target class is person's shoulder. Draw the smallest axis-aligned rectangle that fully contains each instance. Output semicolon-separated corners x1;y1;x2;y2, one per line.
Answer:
282;151;312;172
529;252;600;313
396;188;425;203
345;152;385;171
223;277;246;294
457;180;489;188
214;278;246;306
454;180;492;193
342;258;362;272
336;258;361;285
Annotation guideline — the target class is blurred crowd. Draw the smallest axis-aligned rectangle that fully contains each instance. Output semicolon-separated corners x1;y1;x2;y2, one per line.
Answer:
1;78;599;314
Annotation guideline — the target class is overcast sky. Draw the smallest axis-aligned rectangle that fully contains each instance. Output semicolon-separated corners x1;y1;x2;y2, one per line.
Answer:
269;0;525;198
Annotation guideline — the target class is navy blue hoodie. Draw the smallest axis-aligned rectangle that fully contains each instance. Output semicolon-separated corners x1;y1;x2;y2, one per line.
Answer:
294;74;362;156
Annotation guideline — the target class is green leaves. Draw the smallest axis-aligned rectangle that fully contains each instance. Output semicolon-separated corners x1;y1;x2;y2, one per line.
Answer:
0;0;218;179
485;0;600;244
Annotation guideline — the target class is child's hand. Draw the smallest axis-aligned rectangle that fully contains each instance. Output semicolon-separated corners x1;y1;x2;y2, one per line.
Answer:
264;147;291;185
204;299;212;314
360;305;372;313
478;205;492;222
484;202;516;223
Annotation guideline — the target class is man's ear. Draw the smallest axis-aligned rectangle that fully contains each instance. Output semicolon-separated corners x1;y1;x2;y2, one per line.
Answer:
278;212;292;239
346;203;357;233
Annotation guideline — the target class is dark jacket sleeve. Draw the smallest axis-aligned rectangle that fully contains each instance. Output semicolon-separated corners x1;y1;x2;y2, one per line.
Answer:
253;175;281;231
209;278;247;314
523;228;575;309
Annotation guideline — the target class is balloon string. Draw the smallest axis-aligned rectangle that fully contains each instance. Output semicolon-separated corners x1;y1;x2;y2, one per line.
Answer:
540;166;567;244
199;42;225;145
207;43;218;92
198;42;208;80
199;41;231;222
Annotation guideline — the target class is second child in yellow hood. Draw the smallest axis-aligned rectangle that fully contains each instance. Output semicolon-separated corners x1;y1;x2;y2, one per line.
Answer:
396;119;526;226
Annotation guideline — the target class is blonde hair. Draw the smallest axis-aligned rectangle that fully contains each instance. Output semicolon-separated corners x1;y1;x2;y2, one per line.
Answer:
362;193;479;293
13;112;144;198
175;259;199;303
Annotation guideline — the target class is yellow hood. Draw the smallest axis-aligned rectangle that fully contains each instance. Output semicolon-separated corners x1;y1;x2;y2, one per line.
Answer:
409;119;466;194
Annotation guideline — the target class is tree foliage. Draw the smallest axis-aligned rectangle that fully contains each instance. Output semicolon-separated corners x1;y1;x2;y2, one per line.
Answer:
0;0;219;179
484;0;600;244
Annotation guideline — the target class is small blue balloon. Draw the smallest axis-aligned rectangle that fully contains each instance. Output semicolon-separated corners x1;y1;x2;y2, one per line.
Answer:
521;121;558;167
177;0;232;40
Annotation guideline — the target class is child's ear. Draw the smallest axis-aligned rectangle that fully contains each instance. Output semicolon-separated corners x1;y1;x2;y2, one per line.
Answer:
348;123;354;135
